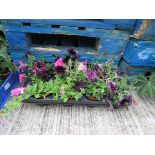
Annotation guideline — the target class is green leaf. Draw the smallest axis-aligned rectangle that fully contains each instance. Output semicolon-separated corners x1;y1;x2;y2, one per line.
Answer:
34;94;41;98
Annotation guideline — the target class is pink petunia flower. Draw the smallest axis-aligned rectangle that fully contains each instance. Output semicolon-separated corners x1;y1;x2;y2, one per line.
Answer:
78;61;87;73
19;73;25;83
133;99;138;106
11;87;26;96
0;120;4;126
54;58;64;67
60;86;65;94
17;61;25;72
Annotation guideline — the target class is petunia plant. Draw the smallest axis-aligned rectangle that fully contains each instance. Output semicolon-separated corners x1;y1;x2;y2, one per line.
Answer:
1;48;135;113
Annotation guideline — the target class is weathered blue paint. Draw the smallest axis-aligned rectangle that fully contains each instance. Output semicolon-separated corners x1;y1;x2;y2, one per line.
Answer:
103;19;136;31
123;39;155;67
2;21;130;63
8;48;120;66
119;58;155;76
1;19;155;77
5;29;130;57
4;25;130;38
4;31;28;49
1;19;136;31
133;19;155;40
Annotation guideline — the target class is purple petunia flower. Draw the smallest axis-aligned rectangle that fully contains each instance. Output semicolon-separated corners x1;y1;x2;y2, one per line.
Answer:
73;80;85;91
118;93;132;107
63;48;79;63
86;70;97;82
23;51;33;58
113;67;124;80
125;66;129;75
68;48;77;56
54;66;66;74
63;55;70;63
32;61;46;75
107;81;117;94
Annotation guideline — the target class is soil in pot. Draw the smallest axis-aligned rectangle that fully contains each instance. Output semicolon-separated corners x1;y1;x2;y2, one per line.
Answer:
85;95;100;101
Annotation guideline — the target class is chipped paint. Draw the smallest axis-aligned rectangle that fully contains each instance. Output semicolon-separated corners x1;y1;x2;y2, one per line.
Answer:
134;19;151;39
137;49;154;60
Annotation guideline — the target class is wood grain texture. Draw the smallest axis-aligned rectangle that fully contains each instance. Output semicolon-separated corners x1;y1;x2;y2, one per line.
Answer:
119;59;155;76
122;39;155;67
0;94;155;135
133;19;155;40
1;19;136;31
8;47;120;66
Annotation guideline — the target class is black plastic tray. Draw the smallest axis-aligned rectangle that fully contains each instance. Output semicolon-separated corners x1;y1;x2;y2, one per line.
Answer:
23;97;114;107
23;96;132;109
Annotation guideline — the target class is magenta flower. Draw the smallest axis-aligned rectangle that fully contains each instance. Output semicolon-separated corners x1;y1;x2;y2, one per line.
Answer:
54;66;66;74
73;80;85;91
54;58;64;67
68;48;77;56
11;87;25;96
78;61;87;73
60;86;65;94
32;61;46;75
19;73;25;83
23;51;33;58
63;48;78;63
17;61;25;72
107;81;117;94
118;93;132;107
86;70;97;82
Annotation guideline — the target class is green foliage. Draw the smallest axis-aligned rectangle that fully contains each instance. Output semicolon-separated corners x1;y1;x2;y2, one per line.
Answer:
23;78;54;99
0;96;23;114
0;50;134;114
49;60;86;102
85;79;107;100
133;73;155;99
0;36;16;73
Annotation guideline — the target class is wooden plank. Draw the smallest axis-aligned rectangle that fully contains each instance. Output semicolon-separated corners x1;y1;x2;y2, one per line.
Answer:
4;31;29;49
0;104;23;135
1;19;116;30
1;95;155;134
133;19;155;40
8;103;46;135
8;48;120;65
122;39;155;67
4;25;130;39
4;29;130;63
1;19;137;31
119;58;155;76
103;19;137;31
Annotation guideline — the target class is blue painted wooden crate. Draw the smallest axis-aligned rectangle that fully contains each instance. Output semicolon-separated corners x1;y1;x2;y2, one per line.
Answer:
119;19;155;76
1;19;136;65
119;58;155;77
122;39;155;67
133;19;155;41
0;72;19;109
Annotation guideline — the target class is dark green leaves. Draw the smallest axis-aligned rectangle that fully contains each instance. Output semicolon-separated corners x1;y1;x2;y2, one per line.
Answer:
0;36;17;73
133;73;155;99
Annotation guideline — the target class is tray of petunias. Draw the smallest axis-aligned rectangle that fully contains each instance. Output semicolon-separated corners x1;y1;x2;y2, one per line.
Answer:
7;48;136;111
